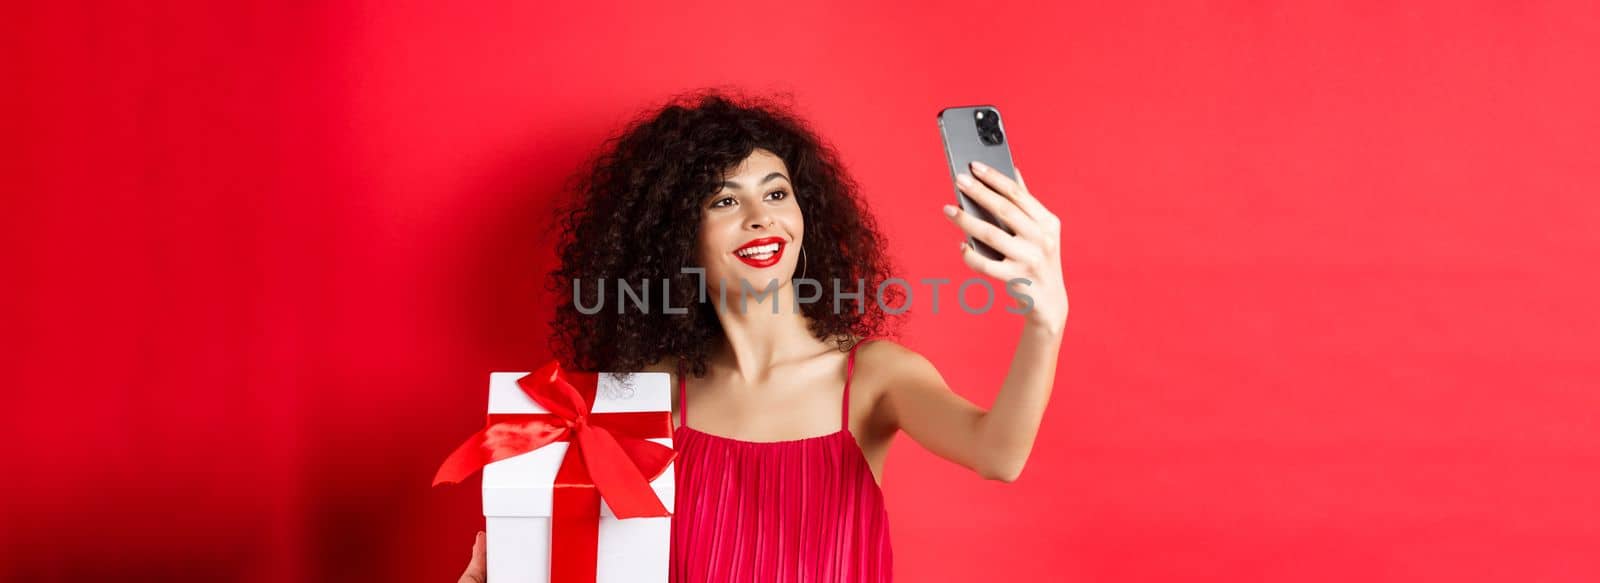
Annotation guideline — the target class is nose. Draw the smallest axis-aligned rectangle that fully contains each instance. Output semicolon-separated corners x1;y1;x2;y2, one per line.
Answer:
747;211;775;230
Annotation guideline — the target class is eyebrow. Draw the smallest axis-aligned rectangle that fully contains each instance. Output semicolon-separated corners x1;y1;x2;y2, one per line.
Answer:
718;172;790;191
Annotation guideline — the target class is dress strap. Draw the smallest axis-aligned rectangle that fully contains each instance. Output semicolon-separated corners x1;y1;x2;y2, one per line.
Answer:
842;338;867;431
676;359;688;429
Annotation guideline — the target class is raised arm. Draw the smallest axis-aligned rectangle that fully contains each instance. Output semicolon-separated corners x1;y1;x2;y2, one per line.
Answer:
877;324;1064;482
884;162;1069;482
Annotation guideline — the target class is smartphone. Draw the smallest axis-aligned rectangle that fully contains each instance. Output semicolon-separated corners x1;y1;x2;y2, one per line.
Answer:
938;105;1017;261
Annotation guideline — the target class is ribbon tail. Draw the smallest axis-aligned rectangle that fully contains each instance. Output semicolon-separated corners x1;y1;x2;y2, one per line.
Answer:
433;418;571;486
432;427;492;486
611;434;677;483
575;426;671;518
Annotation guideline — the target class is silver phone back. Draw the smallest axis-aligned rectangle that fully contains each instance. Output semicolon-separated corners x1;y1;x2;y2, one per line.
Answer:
938;105;1018;259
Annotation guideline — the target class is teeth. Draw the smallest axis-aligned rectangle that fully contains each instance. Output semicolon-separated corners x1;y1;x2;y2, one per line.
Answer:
736;243;780;257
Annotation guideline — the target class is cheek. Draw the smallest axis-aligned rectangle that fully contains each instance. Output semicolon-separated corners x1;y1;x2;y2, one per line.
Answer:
782;206;806;238
695;217;733;263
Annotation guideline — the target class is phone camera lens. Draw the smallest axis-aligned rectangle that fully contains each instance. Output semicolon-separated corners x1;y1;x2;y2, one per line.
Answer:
974;109;1004;145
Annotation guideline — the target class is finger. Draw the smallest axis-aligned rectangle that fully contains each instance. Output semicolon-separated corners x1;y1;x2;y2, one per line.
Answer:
971;162;1047;219
973;162;1054;226
956;173;1043;242
940;197;1043;265
960;241;1024;281
460;531;486;583
1014;166;1060;227
945;202;1043;266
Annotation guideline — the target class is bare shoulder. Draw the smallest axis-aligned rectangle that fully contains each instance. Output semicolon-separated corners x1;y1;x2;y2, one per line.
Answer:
854;337;940;383
849;337;945;438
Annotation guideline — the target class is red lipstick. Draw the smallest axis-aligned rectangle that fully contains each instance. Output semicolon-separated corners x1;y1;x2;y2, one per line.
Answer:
732;236;786;269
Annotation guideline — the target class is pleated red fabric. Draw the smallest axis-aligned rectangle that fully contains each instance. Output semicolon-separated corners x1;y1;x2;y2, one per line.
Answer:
669;340;893;582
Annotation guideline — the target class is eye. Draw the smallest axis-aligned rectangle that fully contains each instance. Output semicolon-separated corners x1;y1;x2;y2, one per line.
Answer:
710;190;787;208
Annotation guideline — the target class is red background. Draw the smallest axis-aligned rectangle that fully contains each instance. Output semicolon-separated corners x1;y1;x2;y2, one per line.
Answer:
6;1;1599;581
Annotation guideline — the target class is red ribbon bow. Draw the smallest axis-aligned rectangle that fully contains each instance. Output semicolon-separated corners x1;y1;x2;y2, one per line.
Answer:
433;359;676;583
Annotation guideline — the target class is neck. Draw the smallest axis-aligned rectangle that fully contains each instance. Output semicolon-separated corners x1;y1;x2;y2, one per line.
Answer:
708;278;821;387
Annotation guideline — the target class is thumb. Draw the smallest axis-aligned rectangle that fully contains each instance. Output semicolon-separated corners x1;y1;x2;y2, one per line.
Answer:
461;531;487;582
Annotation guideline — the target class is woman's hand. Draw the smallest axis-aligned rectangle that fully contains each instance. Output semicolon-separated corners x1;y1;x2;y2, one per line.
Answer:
457;530;486;583
943;161;1068;334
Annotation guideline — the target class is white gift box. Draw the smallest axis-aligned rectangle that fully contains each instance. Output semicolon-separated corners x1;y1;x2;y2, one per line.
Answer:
481;371;675;583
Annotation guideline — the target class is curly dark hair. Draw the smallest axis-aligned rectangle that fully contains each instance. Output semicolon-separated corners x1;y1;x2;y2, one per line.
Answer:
545;88;905;378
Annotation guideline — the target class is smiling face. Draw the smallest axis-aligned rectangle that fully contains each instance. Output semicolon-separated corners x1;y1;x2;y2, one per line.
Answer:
695;148;805;298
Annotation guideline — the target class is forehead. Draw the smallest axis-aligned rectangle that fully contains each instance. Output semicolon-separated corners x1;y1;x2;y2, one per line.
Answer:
719;149;790;187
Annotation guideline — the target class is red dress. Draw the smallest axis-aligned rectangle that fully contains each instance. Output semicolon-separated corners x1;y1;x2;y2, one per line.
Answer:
670;340;894;582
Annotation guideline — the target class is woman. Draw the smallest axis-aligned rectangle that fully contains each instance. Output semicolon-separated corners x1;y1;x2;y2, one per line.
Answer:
457;90;1068;582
